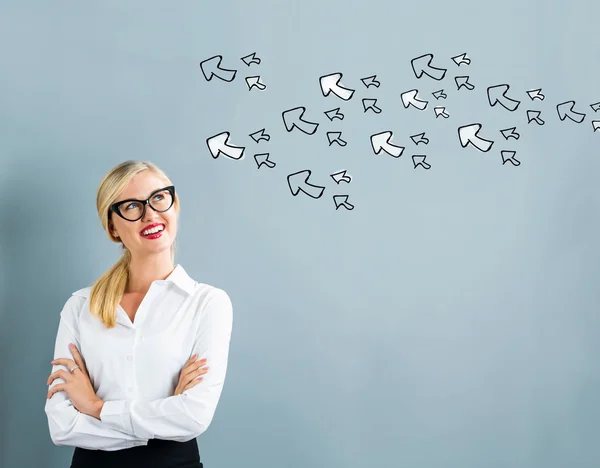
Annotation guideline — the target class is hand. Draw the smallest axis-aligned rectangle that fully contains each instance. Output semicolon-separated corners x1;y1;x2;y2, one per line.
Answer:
173;354;209;396
47;343;104;419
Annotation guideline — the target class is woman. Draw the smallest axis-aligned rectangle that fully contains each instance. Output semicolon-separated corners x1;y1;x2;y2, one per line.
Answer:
44;160;233;468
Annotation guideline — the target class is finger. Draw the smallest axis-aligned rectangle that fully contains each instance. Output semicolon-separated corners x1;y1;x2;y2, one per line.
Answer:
183;359;207;377
183;377;203;392
186;367;208;386
47;370;71;385
68;344;88;373
47;383;65;399
51;357;75;369
184;354;204;370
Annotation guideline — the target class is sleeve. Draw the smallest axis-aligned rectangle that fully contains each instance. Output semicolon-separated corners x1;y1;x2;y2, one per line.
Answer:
99;288;233;442
44;295;150;450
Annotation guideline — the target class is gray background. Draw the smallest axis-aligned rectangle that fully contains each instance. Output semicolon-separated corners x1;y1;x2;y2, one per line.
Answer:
1;1;599;467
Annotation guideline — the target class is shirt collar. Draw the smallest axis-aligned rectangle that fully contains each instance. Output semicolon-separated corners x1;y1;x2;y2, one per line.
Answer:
161;264;196;296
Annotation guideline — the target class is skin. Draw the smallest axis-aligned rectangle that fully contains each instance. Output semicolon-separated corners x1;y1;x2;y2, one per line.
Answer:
46;170;204;419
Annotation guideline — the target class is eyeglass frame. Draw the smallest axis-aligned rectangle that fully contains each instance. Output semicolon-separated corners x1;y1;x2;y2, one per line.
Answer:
109;185;176;222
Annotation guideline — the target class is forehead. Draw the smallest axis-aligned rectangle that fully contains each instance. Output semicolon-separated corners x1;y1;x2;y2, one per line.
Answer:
117;171;168;201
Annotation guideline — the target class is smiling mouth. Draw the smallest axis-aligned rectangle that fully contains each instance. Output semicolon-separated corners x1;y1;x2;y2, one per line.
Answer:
140;224;165;237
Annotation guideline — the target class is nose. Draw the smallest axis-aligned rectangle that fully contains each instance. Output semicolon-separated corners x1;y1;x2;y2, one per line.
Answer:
141;202;162;223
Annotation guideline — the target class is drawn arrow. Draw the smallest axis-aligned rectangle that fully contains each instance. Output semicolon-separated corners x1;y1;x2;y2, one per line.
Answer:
458;123;494;152
401;89;428;110
432;89;447;99
245;76;266;91
282;107;319;135
410;132;429;145
501;150;520;166
249;128;270;143
362;98;382;113
324;108;344;121
411;53;447;80
434;106;449;118
254;153;276;169
590;102;600;112
526;110;545;125
319;72;355;100
455;76;474;90
240;52;261;66
206;132;245;160
199;55;237;82
592;121;600;132
333;195;354;210
361;75;380;88
500;127;520;140
370;131;404;158
287;170;325;199
412;155;431;170
527;89;545;101
451;53;471;66
327;131;347;146
330;170;352;184
487;84;521;111
556;101;586;123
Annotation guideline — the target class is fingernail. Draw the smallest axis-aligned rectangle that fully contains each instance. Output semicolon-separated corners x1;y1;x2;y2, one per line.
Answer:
69;343;74;348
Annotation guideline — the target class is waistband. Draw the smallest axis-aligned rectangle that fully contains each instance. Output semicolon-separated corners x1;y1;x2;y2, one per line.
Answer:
70;438;202;468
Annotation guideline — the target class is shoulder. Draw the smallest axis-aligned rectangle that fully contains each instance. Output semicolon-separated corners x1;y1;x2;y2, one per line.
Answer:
191;283;233;316
72;286;92;299
192;282;232;305
57;286;92;328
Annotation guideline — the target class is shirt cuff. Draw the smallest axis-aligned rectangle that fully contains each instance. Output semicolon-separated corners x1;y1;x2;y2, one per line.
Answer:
100;400;135;436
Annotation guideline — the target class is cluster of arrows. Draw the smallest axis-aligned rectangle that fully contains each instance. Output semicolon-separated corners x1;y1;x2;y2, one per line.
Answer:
200;52;599;211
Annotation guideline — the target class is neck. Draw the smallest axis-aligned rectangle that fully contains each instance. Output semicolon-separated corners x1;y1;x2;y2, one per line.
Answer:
126;251;175;294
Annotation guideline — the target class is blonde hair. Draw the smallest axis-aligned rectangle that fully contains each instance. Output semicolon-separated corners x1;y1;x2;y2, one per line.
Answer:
89;160;180;328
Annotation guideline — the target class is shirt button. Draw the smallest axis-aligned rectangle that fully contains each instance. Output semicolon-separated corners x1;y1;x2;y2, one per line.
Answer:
126;355;133;361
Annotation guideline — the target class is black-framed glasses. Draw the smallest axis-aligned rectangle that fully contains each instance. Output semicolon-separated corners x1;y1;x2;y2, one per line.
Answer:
110;185;175;222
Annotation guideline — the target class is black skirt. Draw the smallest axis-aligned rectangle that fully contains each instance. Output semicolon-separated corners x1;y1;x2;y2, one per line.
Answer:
70;438;203;468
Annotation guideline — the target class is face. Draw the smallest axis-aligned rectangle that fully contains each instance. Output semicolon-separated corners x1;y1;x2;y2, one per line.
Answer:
108;171;177;258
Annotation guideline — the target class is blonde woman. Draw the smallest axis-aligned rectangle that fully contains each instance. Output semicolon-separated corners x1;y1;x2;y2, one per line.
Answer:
44;161;233;468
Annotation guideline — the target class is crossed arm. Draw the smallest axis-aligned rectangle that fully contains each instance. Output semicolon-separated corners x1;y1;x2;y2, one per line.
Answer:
44;290;233;450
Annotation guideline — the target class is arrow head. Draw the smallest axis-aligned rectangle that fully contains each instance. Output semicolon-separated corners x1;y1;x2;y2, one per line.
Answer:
287;170;325;199
411;53;447;80
199;55;237;82
324;108;344;121
451;53;471;66
254;153;275;169
245;76;266;90
360;75;380;88
249;128;270;143
500;127;520;140
240;52;261;66
333;195;354;210
487;84;520;111
330;170;352;184
458;123;494;152
556;101;586;123
319;72;355;100
282;107;319;134
206;131;245;160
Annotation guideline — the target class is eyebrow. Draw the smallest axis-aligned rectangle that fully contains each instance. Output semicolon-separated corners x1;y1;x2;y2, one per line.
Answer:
116;187;167;203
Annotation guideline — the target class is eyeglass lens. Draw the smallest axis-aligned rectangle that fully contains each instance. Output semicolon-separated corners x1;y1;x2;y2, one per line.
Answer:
119;189;174;221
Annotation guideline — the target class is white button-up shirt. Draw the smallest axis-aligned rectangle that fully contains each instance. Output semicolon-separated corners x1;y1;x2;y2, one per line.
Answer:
44;264;233;451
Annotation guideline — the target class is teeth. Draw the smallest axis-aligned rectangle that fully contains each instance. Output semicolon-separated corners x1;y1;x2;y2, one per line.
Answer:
142;225;164;236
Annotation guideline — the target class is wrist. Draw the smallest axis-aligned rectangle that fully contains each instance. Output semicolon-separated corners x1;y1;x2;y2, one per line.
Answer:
92;399;105;420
